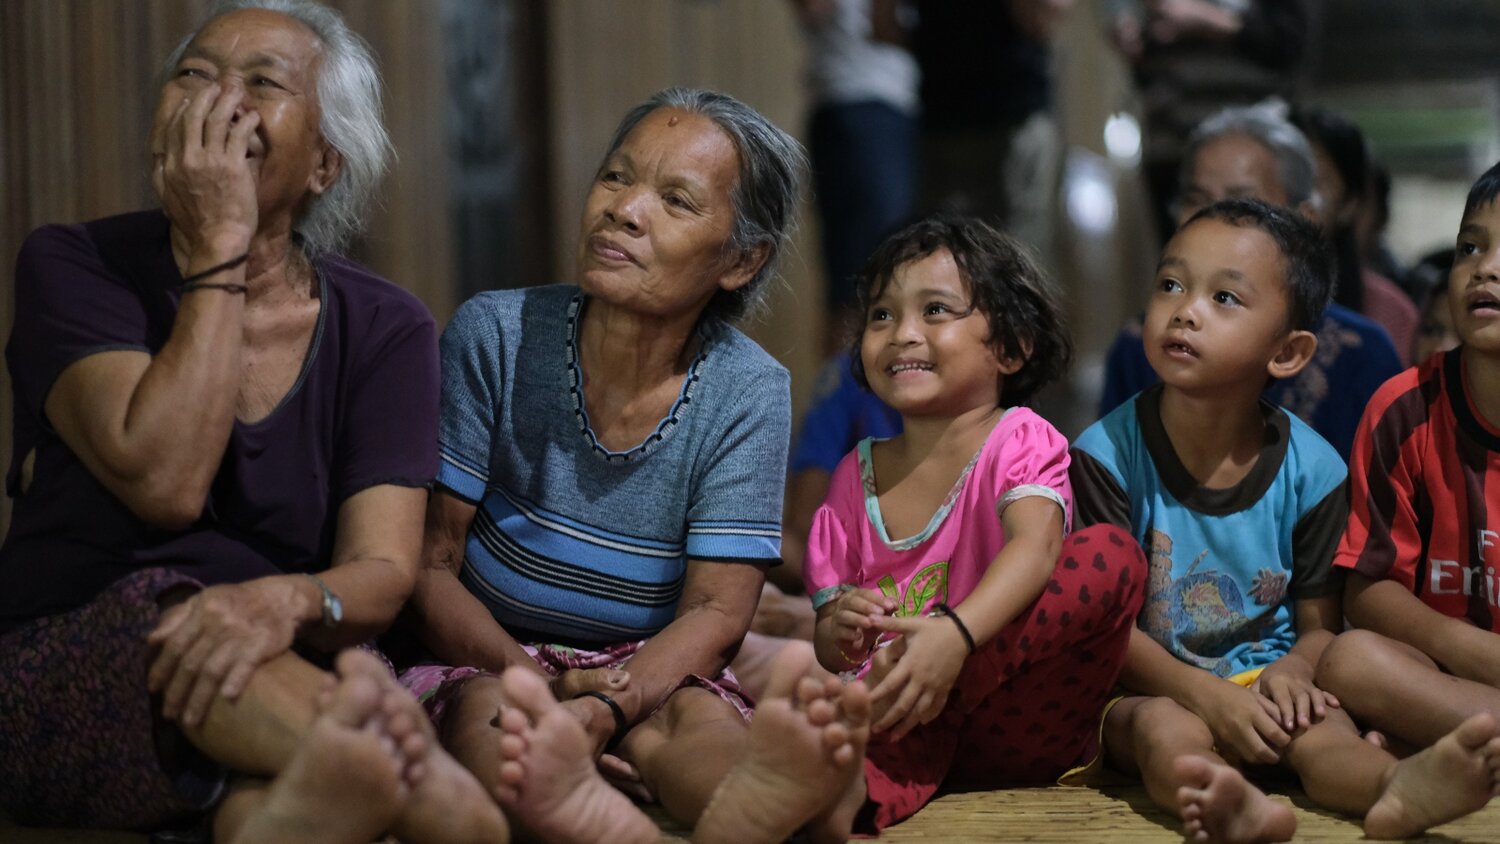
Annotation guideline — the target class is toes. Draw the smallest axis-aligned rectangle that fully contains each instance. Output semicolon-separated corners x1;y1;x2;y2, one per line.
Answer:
499;704;530;735
796;675;826;709
1177;785;1205;815
820;720;851;753
335;648;391;685
326;673;383;730
499;666;561;722
1454;713;1500;750
1172;754;1214;788
764;641;817;701
806;697;836;727
840;679;872;728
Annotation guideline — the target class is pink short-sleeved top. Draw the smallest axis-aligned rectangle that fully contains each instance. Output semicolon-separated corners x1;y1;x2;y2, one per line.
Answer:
804;407;1072;619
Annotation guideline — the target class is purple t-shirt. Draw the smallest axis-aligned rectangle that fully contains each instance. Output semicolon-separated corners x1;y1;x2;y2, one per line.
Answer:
0;210;440;630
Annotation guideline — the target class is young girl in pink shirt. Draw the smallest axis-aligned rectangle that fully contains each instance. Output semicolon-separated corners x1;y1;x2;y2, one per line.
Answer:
804;216;1146;833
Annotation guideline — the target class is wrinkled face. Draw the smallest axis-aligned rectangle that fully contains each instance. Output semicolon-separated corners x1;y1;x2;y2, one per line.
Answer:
1450;199;1500;356
576;108;754;321
1145;218;1295;393
152;9;334;225
859;249;1013;417
1176;134;1289;228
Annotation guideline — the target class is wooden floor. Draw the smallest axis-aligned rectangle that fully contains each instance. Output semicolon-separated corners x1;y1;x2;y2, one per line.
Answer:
9;784;1500;842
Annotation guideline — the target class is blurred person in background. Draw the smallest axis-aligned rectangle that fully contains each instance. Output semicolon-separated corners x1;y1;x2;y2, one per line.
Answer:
1098;103;1403;459
1106;0;1310;244
790;0;919;353
913;0;1073;267
1291;105;1421;365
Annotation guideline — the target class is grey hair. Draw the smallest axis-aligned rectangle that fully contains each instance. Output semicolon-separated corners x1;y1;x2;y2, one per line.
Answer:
159;0;393;256
601;87;808;326
1179;101;1317;209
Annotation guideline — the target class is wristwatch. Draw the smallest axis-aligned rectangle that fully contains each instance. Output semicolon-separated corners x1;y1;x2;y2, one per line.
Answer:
304;574;343;629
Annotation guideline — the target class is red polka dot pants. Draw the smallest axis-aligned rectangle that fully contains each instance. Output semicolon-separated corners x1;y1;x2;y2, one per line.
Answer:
857;523;1146;833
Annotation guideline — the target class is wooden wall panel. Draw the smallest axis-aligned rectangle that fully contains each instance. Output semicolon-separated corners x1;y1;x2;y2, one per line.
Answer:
0;1;451;539
544;0;826;420
332;0;455;322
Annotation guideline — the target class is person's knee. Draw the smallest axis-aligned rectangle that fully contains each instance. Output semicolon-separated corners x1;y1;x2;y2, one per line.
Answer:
1315;629;1398;699
1129;697;1211;757
445;675;507;741
621;687;746;766
656;687;745;736
1056;524;1147;618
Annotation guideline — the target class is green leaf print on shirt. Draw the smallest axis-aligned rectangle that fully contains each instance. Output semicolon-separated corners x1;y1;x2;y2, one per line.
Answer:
877;563;951;618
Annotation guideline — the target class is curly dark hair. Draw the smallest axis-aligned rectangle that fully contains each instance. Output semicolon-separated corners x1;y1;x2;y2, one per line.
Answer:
848;215;1071;408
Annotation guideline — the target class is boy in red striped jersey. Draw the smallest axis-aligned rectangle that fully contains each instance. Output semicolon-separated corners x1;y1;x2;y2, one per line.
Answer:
1319;160;1500;826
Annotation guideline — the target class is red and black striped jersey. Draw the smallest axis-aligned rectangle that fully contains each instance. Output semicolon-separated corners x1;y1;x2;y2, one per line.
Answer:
1335;348;1500;632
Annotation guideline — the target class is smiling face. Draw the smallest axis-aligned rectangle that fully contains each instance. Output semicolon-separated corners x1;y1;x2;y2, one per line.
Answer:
576;107;758;322
1145;218;1305;393
859;249;1016;417
152;9;336;228
1450;199;1500;356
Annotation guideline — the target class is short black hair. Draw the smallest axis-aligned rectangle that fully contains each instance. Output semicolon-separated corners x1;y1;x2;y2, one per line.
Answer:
1463;159;1500;221
849;215;1071;407
1179;198;1334;333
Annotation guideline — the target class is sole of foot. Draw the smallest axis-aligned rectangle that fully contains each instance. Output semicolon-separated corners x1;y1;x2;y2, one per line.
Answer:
1174;754;1295;844
490;666;659;844
692;642;870;844
1364;712;1500;839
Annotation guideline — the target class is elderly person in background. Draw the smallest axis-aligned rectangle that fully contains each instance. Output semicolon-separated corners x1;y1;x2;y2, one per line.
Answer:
402;87;871;843
1098;102;1404;460
0;2;507;841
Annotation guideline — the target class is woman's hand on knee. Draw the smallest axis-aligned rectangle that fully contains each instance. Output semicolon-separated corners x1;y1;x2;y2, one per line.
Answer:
146;578;303;727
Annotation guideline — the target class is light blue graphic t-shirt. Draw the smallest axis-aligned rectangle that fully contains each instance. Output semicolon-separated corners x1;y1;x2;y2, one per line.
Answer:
1069;385;1348;677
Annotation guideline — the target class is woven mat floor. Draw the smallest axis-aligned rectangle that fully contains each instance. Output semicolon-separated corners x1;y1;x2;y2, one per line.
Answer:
9;783;1500;842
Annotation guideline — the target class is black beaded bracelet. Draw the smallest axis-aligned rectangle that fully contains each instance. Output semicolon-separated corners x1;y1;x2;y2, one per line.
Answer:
181;252;249;285
574;690;628;752
931;602;977;655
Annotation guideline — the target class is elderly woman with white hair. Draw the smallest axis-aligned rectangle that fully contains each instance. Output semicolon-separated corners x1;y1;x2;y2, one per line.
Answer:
0;2;509;841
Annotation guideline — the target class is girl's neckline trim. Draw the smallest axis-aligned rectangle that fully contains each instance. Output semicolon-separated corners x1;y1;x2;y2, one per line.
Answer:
565;292;707;463
859;408;1013;551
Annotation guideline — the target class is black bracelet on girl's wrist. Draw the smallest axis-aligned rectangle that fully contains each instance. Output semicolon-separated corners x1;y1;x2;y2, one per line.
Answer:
574;690;628;752
931;602;977;655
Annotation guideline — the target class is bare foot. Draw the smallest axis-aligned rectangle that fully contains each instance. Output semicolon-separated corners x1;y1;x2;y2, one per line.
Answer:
334;651;510;844
1175;755;1295;844
692;642;870;844
489;666;659;844
231;660;405;844
1364;712;1500;839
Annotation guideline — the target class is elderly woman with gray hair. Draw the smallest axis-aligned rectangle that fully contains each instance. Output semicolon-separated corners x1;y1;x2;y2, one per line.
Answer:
403;87;873;843
0;2;509;841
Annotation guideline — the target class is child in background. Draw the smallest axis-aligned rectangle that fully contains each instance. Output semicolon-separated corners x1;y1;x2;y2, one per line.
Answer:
1318;161;1500;814
805;216;1148;833
1071;198;1500;843
1407;247;1461;364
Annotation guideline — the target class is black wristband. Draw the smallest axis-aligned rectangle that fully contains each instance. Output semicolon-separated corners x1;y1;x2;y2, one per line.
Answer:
181;252;249;285
932;602;977;655
574;690;628;752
